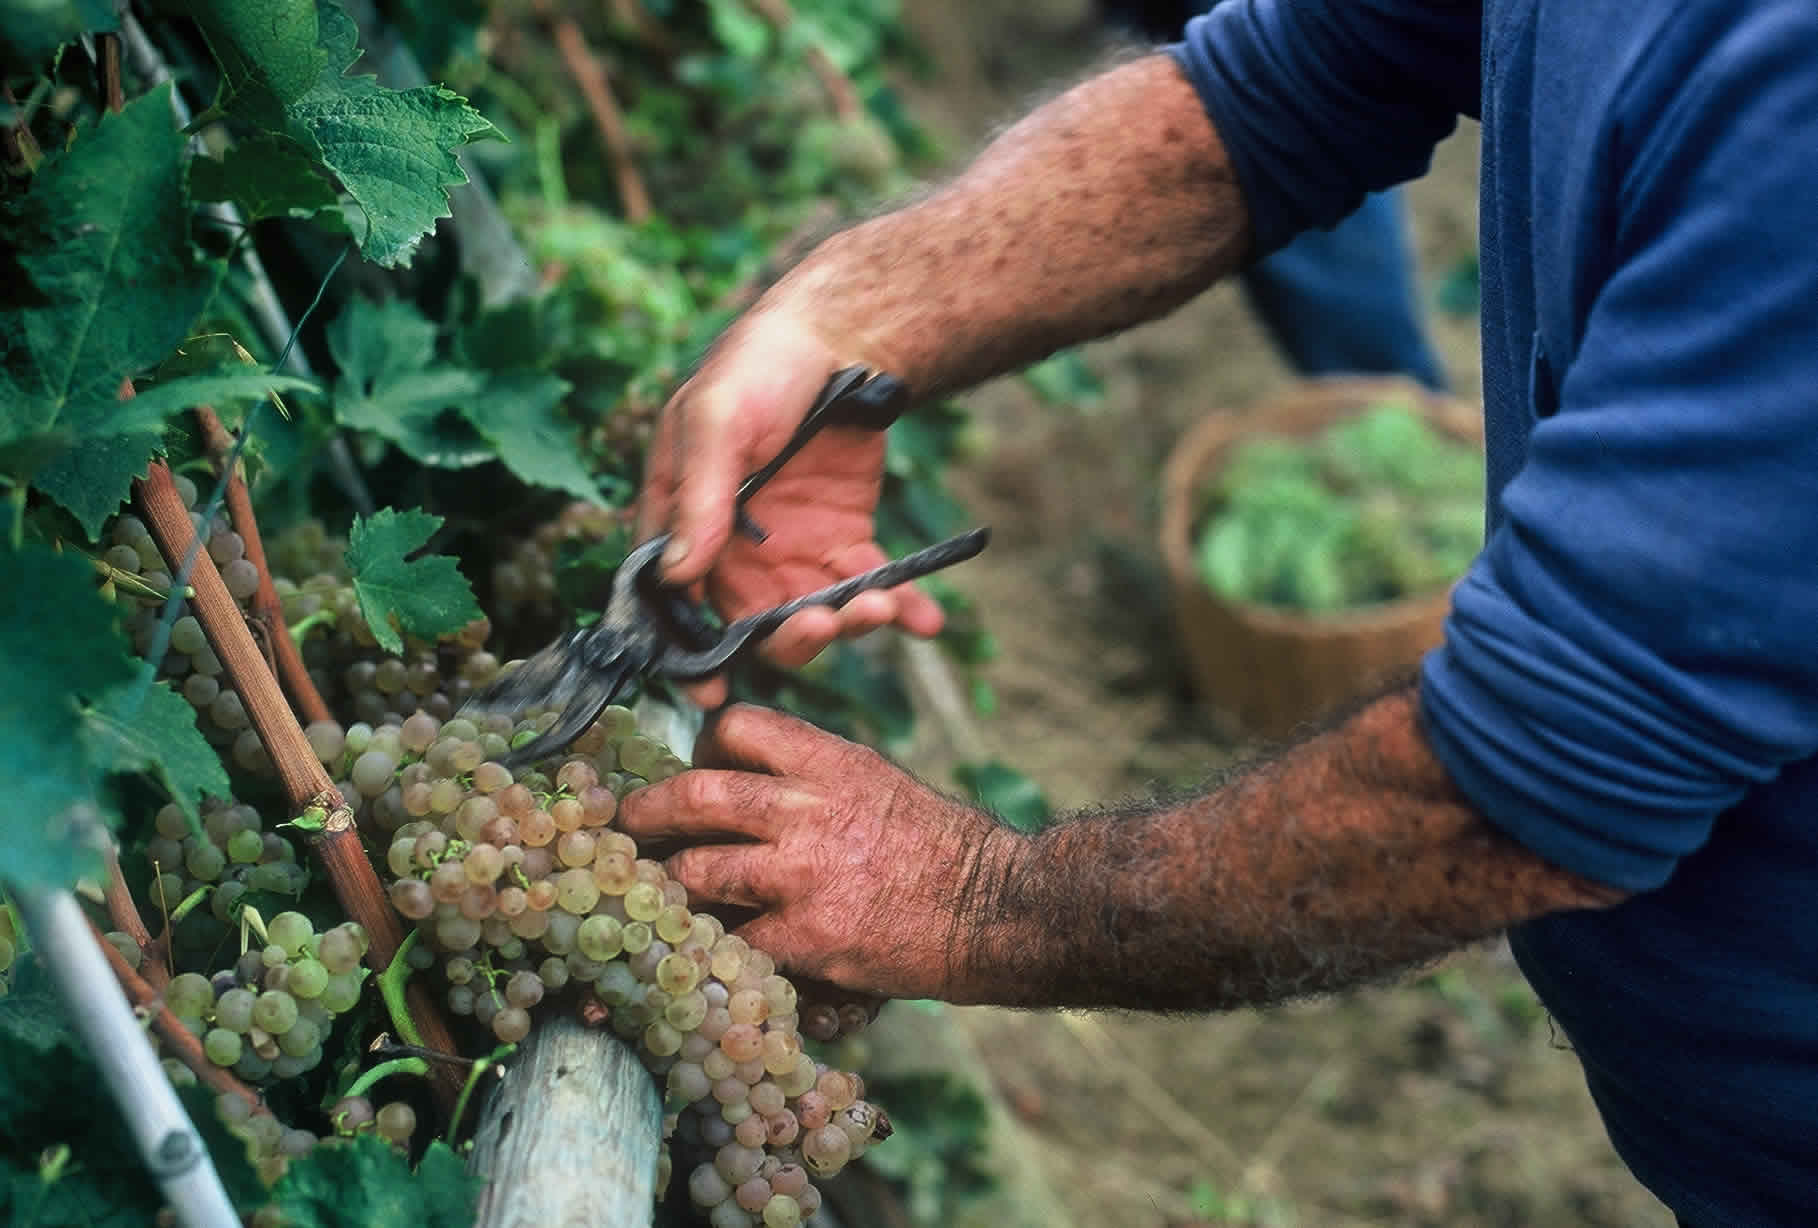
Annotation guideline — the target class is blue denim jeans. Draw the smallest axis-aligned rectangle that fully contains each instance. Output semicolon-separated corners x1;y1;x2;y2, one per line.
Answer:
1238;187;1448;392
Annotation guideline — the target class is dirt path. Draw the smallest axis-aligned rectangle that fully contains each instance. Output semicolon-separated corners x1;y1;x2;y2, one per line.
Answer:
873;6;1676;1225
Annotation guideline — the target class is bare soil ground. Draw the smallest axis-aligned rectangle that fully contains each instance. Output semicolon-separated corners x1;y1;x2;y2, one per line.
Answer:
870;4;1678;1224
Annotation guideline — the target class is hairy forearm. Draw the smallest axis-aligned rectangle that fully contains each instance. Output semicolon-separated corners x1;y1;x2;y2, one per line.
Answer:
962;687;1627;1010
762;54;1251;400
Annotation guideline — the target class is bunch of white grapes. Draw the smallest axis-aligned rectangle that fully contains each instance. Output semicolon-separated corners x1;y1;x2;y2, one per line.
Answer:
320;697;890;1227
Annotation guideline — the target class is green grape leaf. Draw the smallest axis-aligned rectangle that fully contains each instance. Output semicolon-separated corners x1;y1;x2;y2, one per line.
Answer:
464;370;602;504
0;86;220;537
346;508;482;654
270;1136;482;1228
188;135;345;225
326;297;493;468
181;0;328;128
0;0;117;69
953;760;1052;834
82;680;232;827
0;545;140;889
328;298;599;494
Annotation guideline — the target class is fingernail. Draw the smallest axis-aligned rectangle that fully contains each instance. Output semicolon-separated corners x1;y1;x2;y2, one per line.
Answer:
661;536;689;572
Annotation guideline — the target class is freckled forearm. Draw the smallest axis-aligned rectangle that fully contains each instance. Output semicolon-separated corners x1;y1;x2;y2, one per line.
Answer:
762;54;1252;400
958;687;1627;1010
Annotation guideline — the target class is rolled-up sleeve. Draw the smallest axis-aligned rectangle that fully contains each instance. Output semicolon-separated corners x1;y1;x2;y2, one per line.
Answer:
1169;0;1480;254
1420;5;1818;890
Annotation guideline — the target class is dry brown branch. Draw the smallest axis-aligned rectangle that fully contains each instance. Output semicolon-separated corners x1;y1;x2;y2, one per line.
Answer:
89;914;263;1111
98;32;125;114
193;406;334;726
134;457;464;1108
542;4;653;222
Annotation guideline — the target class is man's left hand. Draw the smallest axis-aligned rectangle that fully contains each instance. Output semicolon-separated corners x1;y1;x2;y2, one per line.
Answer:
617;705;1021;1002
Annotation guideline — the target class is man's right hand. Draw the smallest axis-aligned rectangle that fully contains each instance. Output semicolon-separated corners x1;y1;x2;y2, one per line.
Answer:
636;307;946;706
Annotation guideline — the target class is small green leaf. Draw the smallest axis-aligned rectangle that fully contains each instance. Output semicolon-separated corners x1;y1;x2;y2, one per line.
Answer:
189;135;345;225
82;680;232;827
327;298;493;468
0;545;139;889
346;508;482;654
270;1135;482;1228
954;760;1051;834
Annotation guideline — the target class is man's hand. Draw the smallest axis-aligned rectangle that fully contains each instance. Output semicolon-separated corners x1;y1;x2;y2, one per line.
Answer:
616;704;1022;1002
637;311;945;706
633;56;1249;702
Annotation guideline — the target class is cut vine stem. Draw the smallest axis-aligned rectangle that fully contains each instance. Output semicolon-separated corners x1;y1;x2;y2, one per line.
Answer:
132;456;465;1107
193;405;334;726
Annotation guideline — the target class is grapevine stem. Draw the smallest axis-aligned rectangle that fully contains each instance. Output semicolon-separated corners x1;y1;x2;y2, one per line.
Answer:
378;929;427;1048
193;406;334;725
340;1056;430;1104
85;912;264;1111
134;462;465;1107
18;888;243;1228
448;1043;515;1141
540;2;653;222
102;846;168;989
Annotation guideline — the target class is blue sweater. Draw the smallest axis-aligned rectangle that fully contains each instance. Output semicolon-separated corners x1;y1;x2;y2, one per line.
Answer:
1173;4;1818;1223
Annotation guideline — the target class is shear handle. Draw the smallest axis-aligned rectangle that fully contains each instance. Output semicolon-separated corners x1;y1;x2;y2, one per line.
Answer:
652;526;991;680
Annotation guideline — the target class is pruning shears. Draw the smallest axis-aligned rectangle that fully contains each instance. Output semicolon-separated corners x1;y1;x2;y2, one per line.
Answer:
460;366;990;766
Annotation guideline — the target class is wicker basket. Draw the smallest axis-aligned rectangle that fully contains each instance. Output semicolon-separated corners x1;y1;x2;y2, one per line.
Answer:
1159;375;1484;741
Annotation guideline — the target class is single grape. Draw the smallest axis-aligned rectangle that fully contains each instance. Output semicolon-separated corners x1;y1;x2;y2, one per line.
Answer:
185;842;227;882
375;1101;416;1145
203;1028;242;1067
165;972;215;1019
350;749;399;800
762;1193;804;1228
225;829;264;864
305;720;347;765
278;1016;321;1058
266;912;314;957
493;1006;532;1043
251;990;299;1034
690;1162;734;1209
504;970;544;1010
390;879;434;920
287;958;329;1000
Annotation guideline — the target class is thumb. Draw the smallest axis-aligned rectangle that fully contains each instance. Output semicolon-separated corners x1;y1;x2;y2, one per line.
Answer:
660;385;746;586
